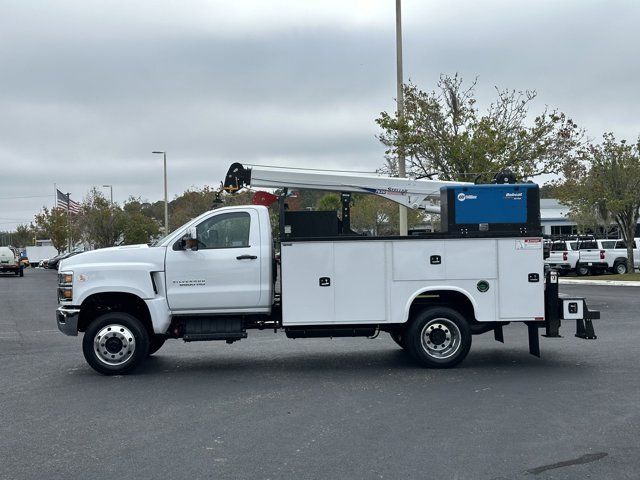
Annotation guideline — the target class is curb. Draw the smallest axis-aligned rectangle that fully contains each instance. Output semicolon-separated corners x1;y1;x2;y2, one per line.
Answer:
559;278;640;287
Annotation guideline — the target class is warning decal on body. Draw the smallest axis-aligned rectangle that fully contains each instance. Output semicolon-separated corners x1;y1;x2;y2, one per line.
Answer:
516;238;542;250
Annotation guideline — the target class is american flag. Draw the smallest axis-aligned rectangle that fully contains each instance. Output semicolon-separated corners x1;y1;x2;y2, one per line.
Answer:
56;189;81;214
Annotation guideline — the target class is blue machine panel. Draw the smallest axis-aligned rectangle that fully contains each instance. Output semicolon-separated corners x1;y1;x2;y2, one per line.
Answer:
440;183;541;235
453;185;529;224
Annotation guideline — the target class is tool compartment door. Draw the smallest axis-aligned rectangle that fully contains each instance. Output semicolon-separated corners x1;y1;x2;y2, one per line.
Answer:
281;242;335;325
497;238;544;320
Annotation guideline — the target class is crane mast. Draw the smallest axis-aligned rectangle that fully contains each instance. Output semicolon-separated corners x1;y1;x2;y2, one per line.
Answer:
223;163;469;213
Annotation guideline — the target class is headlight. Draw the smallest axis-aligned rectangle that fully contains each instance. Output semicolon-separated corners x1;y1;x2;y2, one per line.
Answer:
58;272;73;302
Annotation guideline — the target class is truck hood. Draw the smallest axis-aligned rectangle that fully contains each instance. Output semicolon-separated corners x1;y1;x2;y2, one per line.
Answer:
59;244;166;271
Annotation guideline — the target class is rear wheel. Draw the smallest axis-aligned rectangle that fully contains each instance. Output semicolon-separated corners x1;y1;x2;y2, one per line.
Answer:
82;312;149;375
614;261;627;275
576;263;590;276
405;307;472;368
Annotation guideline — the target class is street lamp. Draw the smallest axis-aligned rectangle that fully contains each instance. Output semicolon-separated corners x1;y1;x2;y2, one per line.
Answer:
152;151;169;235
102;184;113;203
396;0;408;236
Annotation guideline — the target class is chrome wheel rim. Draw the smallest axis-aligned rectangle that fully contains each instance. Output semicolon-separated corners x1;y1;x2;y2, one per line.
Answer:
93;324;136;366
420;318;461;359
616;264;626;274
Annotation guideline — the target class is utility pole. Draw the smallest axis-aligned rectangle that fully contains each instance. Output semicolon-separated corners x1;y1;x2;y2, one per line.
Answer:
152;151;169;235
396;0;408;236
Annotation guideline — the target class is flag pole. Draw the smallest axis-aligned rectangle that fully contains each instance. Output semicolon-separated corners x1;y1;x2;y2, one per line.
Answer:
66;192;71;252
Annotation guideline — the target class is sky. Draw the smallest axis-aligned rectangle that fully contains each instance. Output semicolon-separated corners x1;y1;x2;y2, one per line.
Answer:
1;0;639;230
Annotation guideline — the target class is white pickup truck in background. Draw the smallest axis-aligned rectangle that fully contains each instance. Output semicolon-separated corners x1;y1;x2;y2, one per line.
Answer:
597;238;640;274
545;240;579;275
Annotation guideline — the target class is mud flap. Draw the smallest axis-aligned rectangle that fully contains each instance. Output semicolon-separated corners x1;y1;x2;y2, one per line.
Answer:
526;322;540;358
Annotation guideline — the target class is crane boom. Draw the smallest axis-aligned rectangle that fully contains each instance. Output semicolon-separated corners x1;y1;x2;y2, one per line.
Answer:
223;163;470;213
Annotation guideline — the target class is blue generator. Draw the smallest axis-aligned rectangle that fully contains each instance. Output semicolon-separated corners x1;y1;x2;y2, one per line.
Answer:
440;183;541;236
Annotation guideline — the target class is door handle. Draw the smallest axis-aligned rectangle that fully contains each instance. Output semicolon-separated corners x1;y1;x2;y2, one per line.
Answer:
236;255;258;260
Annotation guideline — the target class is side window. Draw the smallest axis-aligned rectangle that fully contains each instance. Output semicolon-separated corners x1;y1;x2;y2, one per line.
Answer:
569;242;577;251
196;212;251;249
551;242;567;252
600;240;615;249
615;240;625;249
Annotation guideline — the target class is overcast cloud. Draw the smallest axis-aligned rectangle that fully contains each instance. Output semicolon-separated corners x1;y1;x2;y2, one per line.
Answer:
1;0;639;229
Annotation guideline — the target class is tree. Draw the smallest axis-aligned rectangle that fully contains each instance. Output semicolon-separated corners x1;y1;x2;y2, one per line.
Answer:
316;193;342;212
121;197;161;245
12;224;34;248
33;207;71;252
376;74;584;183
556;133;640;272
78;188;124;249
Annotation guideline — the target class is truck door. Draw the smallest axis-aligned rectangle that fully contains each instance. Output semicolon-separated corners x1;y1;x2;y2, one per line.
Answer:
164;209;262;311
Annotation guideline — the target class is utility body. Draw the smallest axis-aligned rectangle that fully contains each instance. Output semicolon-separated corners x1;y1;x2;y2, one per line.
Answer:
56;163;599;375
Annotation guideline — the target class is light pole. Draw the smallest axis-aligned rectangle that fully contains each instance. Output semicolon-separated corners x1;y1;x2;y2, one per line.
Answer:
396;0;408;236
152;151;169;235
102;184;113;203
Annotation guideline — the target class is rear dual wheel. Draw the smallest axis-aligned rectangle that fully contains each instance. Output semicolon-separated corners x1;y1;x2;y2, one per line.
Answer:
405;307;472;368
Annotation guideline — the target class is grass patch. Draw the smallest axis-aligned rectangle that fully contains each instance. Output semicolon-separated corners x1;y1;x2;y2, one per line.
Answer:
569;272;640;281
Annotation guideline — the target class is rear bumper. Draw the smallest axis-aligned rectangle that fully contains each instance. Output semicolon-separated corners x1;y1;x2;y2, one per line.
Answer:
0;265;20;272
547;263;571;270
56;306;80;336
580;261;607;269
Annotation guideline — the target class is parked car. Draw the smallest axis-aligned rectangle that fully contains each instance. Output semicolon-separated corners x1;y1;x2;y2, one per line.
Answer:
0;246;23;277
48;251;83;270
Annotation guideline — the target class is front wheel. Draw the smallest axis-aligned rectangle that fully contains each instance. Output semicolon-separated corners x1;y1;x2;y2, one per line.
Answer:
405;307;472;368
82;312;149;375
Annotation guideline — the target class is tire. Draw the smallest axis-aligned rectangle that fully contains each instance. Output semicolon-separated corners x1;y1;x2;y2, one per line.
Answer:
405;307;472;368
614;261;627;275
389;331;407;350
82;312;149;375
575;263;590;276
148;335;167;356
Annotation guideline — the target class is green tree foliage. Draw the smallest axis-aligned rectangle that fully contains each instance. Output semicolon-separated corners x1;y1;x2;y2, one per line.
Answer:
78;188;124;249
33;207;71;252
556;133;640;271
376;74;584;182
121;197;161;245
12;224;34;248
316;193;342;212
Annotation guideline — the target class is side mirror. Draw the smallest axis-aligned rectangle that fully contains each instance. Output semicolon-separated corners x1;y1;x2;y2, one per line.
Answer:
182;226;199;251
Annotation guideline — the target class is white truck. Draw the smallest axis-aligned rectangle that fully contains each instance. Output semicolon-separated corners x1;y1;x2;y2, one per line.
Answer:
26;245;59;267
597;239;640;274
56;164;599;375
545;240;579;275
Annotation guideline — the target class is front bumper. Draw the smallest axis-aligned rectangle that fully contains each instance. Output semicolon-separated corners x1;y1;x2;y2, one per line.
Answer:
56;306;81;336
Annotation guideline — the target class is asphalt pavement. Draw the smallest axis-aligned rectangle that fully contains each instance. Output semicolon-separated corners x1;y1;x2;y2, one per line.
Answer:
1;268;639;480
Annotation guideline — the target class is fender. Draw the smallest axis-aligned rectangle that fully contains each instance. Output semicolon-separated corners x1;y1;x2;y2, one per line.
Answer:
72;264;159;306
402;286;480;323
